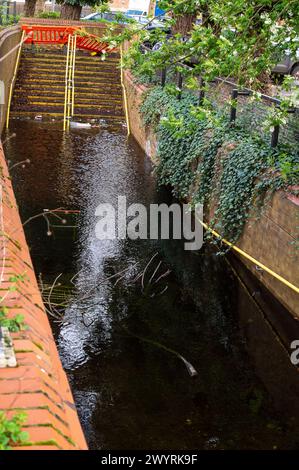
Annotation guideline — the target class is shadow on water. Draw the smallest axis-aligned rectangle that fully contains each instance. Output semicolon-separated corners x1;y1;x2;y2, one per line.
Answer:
4;120;299;449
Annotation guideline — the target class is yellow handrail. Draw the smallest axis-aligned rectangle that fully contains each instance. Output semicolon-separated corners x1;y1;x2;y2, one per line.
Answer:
63;34;71;131
6;30;25;130
66;36;73;130
120;45;130;137
64;35;77;130
71;35;77;117
196;216;299;294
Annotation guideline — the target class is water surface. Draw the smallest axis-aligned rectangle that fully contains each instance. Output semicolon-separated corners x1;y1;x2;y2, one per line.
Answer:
4;119;299;450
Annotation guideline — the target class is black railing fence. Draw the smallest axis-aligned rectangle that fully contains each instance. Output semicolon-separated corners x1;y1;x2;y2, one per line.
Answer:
142;45;299;149
0;1;18;25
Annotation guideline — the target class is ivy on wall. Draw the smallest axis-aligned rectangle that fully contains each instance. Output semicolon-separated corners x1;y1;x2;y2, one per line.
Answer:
141;86;299;243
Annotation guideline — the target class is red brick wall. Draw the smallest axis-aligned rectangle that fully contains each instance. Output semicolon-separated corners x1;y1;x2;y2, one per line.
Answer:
0;142;87;450
110;0;130;11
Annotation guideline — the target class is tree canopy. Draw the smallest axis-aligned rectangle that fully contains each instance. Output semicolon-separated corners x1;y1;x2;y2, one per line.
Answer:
57;0;107;20
106;0;299;98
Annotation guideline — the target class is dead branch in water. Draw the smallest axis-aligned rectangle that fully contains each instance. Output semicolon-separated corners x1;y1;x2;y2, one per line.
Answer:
121;325;198;378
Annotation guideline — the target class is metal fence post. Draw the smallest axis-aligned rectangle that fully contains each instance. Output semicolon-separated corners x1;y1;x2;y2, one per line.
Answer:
271;124;280;148
230;88;239;123
161;68;166;87
198;77;205;105
177;72;183;100
13;1;16;22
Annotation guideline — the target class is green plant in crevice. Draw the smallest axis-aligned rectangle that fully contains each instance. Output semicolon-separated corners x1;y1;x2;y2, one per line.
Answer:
0;306;27;332
141;86;299;244
38;11;60;19
0;412;28;450
0;274;28;332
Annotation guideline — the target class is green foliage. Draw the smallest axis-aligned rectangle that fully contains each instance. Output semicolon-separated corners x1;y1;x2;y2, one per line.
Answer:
57;0;107;8
141;86;298;243
0;307;27;332
38;11;60;19
0;274;28;332
0;6;19;26
105;0;299;97
0;412;28;450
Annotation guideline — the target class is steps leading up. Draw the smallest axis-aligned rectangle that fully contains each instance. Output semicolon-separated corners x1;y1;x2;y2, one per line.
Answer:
11;46;125;124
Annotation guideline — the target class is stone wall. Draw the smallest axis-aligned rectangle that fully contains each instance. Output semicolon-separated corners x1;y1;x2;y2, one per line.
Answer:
124;70;299;320
0;25;22;134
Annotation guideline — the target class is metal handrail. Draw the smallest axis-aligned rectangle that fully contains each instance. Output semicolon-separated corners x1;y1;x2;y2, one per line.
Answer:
63;34;77;131
5;29;25;129
21;24;116;54
63;34;71;131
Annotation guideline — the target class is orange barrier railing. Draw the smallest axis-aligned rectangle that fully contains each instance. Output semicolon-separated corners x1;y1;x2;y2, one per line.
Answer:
21;24;115;54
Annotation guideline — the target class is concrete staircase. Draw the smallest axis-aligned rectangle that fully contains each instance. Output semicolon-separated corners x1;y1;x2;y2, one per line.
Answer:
10;46;124;123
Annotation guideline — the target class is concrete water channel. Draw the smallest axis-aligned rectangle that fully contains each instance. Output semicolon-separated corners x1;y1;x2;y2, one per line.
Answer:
3;118;299;450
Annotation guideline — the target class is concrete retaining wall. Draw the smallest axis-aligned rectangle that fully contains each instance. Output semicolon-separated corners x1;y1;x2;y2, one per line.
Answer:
0;25;22;134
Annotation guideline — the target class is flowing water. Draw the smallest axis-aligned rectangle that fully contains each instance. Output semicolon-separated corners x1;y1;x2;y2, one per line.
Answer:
3;119;299;450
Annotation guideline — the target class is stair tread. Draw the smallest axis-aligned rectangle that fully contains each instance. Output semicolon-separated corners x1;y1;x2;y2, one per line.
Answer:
10;111;124;120
12;49;123;121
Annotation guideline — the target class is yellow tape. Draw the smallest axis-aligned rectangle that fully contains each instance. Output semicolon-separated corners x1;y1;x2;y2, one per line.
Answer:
196;216;299;294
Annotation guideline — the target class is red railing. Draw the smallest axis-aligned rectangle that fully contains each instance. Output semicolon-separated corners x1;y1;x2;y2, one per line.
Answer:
21;25;116;54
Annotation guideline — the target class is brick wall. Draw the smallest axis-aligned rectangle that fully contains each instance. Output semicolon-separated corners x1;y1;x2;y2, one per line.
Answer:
0;142;87;450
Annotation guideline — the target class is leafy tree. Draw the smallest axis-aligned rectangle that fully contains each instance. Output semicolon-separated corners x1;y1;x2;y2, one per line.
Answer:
24;0;37;17
107;0;299;92
24;0;108;20
58;0;108;20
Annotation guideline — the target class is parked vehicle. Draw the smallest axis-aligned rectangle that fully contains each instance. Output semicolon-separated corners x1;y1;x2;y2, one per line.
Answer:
81;11;127;23
125;0;151;21
272;53;299;78
125;9;148;20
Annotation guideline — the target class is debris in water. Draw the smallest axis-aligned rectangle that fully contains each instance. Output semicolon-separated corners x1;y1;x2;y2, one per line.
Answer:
70;122;92;129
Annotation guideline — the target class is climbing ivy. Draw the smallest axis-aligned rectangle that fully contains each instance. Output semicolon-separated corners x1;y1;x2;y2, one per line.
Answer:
141;86;299;243
0;412;28;450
